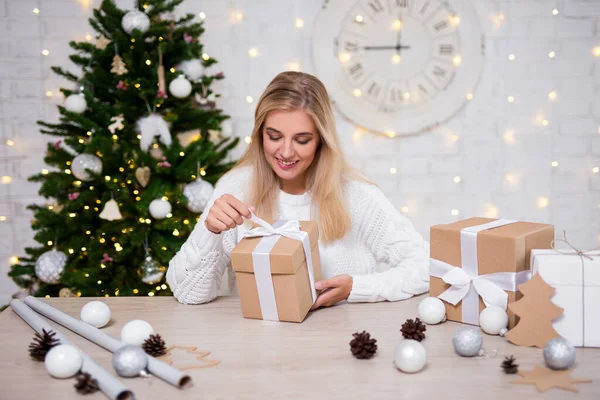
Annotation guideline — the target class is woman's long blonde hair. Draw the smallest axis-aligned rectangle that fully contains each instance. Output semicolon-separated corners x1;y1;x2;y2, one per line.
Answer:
234;71;370;243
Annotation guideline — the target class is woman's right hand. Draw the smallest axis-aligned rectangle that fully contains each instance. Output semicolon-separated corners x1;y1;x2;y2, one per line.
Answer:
204;194;255;234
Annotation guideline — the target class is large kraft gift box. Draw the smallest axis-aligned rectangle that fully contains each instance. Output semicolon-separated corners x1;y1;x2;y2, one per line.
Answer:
230;220;322;323
430;217;554;328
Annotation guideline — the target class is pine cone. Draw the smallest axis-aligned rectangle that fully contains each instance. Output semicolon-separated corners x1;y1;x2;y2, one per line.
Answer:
349;331;377;359
142;334;167;357
28;328;60;361
501;355;519;374
74;372;99;394
400;317;427;342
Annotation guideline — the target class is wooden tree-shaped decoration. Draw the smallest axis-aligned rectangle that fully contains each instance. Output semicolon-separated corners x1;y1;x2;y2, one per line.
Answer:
505;274;564;347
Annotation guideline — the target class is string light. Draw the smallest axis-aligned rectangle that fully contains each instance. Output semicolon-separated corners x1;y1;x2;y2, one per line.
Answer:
2;176;12;184
169;68;175;74
593;167;599;174
133;289;139;294
385;131;396;138
453;176;461;183
202;53;210;60
68;249;74;254
392;54;401;64
42;49;49;56
248;48;258;57
451;209;460;216
173;229;180;236
449;15;460;26
548;91;557;100
466;93;473;100
548;51;556;58
145;59;151;65
0;216;6;222
507;96;515;103
148;292;155;297
355;15;363;23
179;151;185;156
452;55;462;66
392;19;402;31
401;206;409;214
389;167;397;174
246;95;253;103
85;34;92;41
235;12;243;21
199;12;206;19
536;196;549;209
6;139;14;146
593;47;600;57
508;54;515;61
244;136;252;144
338;52;351;63
498;13;505;21
503;130;515;144
9;256;18;265
45;91;53;97
287;62;300;71
33;8;40;14
552;9;559;16
353;88;362;97
295;18;304;28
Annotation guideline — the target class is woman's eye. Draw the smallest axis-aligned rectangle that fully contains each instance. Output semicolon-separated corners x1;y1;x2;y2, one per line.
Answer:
268;136;281;141
296;140;310;145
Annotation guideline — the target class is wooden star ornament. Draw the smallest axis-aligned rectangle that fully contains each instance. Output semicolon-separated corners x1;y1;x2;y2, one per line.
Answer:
157;345;220;370
512;365;592;393
95;35;111;50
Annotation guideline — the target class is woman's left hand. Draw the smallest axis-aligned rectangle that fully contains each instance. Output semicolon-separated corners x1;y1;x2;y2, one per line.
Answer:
311;274;353;310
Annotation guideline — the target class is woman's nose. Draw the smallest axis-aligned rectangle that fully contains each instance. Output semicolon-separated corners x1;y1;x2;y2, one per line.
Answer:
281;140;295;159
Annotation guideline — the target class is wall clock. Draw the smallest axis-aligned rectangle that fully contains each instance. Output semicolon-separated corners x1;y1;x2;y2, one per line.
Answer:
312;0;484;136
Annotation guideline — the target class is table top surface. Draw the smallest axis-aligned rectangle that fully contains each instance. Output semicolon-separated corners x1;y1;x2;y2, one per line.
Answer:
0;295;598;400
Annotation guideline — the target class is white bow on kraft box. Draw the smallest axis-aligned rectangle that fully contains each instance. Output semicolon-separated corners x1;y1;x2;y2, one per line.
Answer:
429;217;554;329
531;247;600;347
230;213;322;323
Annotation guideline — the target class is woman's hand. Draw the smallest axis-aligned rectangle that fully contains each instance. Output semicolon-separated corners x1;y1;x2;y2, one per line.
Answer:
204;194;255;234
311;274;353;310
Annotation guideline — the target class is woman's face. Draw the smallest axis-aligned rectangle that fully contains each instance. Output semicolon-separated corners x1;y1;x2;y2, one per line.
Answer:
262;109;320;191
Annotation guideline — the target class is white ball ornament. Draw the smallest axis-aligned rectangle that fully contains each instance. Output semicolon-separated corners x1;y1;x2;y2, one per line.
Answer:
71;153;103;181
121;320;154;346
393;340;427;373
80;301;111;328
178;59;204;81
64;94;87;114
149;199;172;219
418;297;447;325
169;75;192;98
35;249;68;284
121;10;150;35
479;305;509;336
45;345;83;378
183;178;213;213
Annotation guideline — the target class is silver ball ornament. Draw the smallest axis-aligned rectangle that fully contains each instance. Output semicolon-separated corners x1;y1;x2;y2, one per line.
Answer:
64;94;87;114
121;10;150;35
112;345;148;377
452;326;483;357
35;249;68;284
543;338;576;370
183;178;213;213
140;256;164;284
72;153;103;181
393;339;427;373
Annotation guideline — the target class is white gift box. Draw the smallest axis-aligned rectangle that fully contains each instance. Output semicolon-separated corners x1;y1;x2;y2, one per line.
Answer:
531;249;600;347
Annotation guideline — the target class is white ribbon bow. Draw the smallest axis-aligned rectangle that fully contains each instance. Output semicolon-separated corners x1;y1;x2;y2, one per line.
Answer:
241;213;317;321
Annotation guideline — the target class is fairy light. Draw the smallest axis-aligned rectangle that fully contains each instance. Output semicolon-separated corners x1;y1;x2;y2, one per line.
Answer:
73;180;82;186
451;209;460;216
161;284;167;290
87;131;92;136
68;249;74;254
507;96;515;103
169;68;175;74
105;176;111;181
449;15;460;26
2;176;12;184
466;93;473;100
200;169;206;176
385;130;396;138
173;229;180;236
148;292;155;297
199;12;206;19
246;95;253;103
85;34;92;41
33;8;40;14
42;49;49;56
295;18;304;28
498;13;505;21
484;204;499;218
235;12;243;21
552;9;559;15
536;196;549;209
133;289;139;294
97;280;102;284
134;83;141;89
508;54;515;61
355;15;363;23
145;59;152;65
162;196;168;201
392;54;401;64
593;167;599;174
548;51;556;58
202;53;210;60
548;91;557;101
179;151;185;156
84;205;90;210
452;55;462;66
503;130;515;144
338;52;351;63
542;119;549;126
453;176;461;183
244;136;252;144
45;91;53;97
9;256;18;265
69;213;76;217
0;216;6;222
389;167;397;174
288;62;300;72
552;161;558;168
403;92;411;100
145;218;151;224
353;88;362;97
47;240;53;246
183;219;190;225
392;19;402;31
593;47;600;57
401;206;409;214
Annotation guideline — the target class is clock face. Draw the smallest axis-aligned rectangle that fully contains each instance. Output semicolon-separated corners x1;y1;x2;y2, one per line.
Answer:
312;0;484;136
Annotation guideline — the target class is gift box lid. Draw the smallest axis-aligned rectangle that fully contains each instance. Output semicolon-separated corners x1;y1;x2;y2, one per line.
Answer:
531;249;600;286
231;220;319;275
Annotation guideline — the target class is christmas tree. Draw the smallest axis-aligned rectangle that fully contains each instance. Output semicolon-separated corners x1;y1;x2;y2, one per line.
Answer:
8;0;239;298
504;274;564;348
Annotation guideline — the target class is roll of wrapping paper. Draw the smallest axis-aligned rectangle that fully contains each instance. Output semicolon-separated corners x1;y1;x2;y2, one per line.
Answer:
23;296;192;389
10;300;134;400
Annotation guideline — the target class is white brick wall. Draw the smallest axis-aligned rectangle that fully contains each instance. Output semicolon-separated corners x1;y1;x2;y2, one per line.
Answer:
1;0;599;303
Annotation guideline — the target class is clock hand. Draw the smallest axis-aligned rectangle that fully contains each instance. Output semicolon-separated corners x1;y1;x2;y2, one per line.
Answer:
396;16;402;55
364;45;411;50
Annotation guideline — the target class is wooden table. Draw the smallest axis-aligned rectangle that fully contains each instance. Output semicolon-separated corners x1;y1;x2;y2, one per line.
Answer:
0;296;598;399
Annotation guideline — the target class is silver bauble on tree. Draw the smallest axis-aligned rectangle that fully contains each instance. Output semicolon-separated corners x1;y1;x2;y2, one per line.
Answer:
35;249;68;284
140;254;164;284
72;153;103;181
121;10;150;35
183;178;213;213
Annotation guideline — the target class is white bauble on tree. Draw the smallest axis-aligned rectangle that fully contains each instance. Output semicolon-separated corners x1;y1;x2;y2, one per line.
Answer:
35;249;67;284
183;178;213;213
178;59;204;81
121;10;150;34
169;75;192;98
45;345;83;378
149;199;171;219
64;94;87;114
220;120;233;138
72;153;103;181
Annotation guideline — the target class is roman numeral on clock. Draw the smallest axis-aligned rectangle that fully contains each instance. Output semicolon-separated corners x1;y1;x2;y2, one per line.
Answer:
433;66;446;77
348;63;364;79
367;0;384;13
439;44;454;55
434;20;448;31
419;1;430;14
367;82;381;98
345;41;359;52
389;88;403;102
393;0;408;8
418;84;428;93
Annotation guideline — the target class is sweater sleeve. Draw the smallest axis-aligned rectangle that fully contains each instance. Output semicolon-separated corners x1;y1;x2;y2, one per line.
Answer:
166;168;248;304
346;182;430;303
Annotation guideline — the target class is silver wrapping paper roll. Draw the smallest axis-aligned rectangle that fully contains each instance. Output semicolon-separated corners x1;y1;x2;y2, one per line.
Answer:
24;296;192;389
10;300;134;400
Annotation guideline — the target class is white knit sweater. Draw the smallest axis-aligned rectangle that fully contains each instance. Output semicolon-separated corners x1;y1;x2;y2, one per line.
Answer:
166;166;430;305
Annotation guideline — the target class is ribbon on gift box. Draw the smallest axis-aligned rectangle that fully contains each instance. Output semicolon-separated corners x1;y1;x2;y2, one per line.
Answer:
241;213;317;322
429;219;531;325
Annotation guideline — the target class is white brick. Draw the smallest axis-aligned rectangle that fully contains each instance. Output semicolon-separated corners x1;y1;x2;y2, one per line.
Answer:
593;138;600;155
0;79;10;98
0;60;42;79
530;18;555;38
13;80;43;98
400;178;438;193
397;132;459;156
6;1;39;18
554;136;588;156
509;1;558;17
559;117;597;136
562;1;600;17
0;1;5;18
1;101;44;120
8;19;40;37
554;172;589;191
430;156;462;174
11;38;41;58
43;18;89;38
400;158;429;175
363;157;400;177
38;1;89;18
556;17;594;38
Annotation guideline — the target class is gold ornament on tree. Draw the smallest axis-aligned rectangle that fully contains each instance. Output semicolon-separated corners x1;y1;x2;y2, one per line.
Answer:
111;54;128;75
135;166;151;188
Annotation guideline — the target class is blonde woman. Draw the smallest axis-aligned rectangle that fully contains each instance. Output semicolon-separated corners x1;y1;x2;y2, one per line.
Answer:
167;71;429;309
